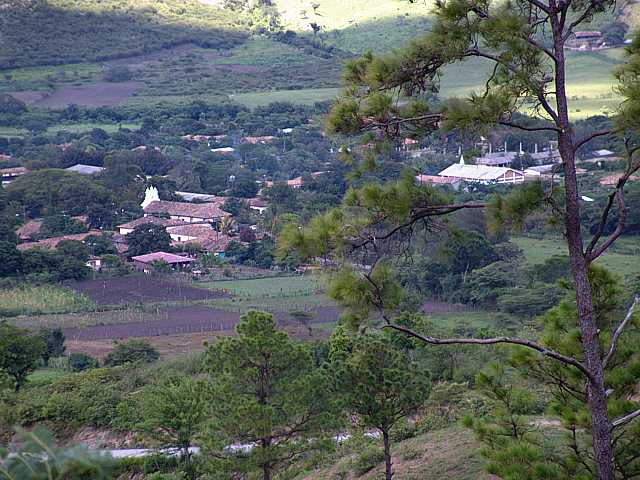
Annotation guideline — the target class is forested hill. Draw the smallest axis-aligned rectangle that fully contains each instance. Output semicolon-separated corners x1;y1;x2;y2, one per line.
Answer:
0;0;247;69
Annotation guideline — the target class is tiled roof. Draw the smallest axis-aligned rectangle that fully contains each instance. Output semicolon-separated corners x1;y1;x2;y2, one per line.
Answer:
17;230;104;251
117;216;187;230
599;174;640;186
167;224;217;238
16;220;43;240
131;252;195;264
143;200;229;219
415;174;459;184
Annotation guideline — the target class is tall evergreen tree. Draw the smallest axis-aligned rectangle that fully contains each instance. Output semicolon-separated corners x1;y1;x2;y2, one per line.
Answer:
279;1;640;477
203;311;342;480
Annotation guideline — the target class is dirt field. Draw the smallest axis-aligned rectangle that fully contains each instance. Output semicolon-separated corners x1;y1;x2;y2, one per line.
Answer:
33;81;144;107
422;301;469;314
66;319;333;359
66;275;226;305
7;90;47;104
62;305;340;342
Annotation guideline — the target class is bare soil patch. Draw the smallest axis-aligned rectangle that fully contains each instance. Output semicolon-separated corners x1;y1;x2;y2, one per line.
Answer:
62;305;338;342
66;320;331;359
7;90;47;104
212;64;263;74
66;275;226;305
33;81;143;107
422;300;470;314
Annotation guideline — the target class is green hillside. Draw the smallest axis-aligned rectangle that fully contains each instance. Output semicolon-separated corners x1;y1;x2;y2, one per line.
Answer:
0;0;247;69
0;0;634;115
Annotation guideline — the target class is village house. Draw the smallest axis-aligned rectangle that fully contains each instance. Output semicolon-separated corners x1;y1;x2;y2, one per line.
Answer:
117;216;188;236
439;156;526;184
131;251;195;273
16;230;104;251
241;135;276;144
248;197;268;214
1;166;28;185
141;187;230;224
16;220;43;241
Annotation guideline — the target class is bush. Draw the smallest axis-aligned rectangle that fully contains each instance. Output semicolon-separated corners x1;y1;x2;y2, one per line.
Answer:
104;340;160;367
353;446;385;476
103;66;133;82
69;353;99;372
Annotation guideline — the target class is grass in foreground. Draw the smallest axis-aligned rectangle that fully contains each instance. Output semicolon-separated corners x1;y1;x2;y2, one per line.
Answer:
297;425;492;480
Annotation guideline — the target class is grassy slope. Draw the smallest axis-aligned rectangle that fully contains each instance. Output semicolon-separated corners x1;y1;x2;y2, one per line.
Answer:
297;426;493;480
513;236;640;279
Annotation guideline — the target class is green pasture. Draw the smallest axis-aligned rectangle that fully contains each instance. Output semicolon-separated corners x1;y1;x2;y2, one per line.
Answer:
230;87;341;107
201;274;326;298
513;236;640;279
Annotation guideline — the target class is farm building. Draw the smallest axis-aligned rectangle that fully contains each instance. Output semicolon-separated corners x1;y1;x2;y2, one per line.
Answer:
439;156;526;184
1;166;28;185
566;31;604;49
476;145;561;167
65;164;105;175
131;251;195;273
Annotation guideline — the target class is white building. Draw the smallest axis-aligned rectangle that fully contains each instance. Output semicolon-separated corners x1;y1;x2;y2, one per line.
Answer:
439;156;526;184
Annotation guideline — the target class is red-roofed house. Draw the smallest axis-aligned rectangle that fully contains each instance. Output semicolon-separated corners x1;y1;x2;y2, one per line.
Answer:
17;230;104;251
131;251;195;273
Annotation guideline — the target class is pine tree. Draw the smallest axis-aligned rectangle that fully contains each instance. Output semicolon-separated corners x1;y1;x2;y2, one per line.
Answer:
279;1;640;477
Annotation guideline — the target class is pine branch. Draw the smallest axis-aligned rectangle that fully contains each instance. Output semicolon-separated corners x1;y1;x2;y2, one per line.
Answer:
602;296;639;370
380;323;594;381
612;408;640;429
350;202;486;250
587;149;640;261
574;129;612;151
498;120;559;132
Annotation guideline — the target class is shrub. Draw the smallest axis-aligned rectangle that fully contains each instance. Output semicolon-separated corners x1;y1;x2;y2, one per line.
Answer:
353;446;384;476
103;66;133;82
69;353;99;372
104;340;160;367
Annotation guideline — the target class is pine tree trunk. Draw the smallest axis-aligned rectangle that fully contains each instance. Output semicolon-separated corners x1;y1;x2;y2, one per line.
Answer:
382;429;393;480
554;29;615;480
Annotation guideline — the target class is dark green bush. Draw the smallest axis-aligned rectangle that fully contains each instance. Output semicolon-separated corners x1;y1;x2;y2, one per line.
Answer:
69;352;100;372
352;446;384;476
104;340;160;367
